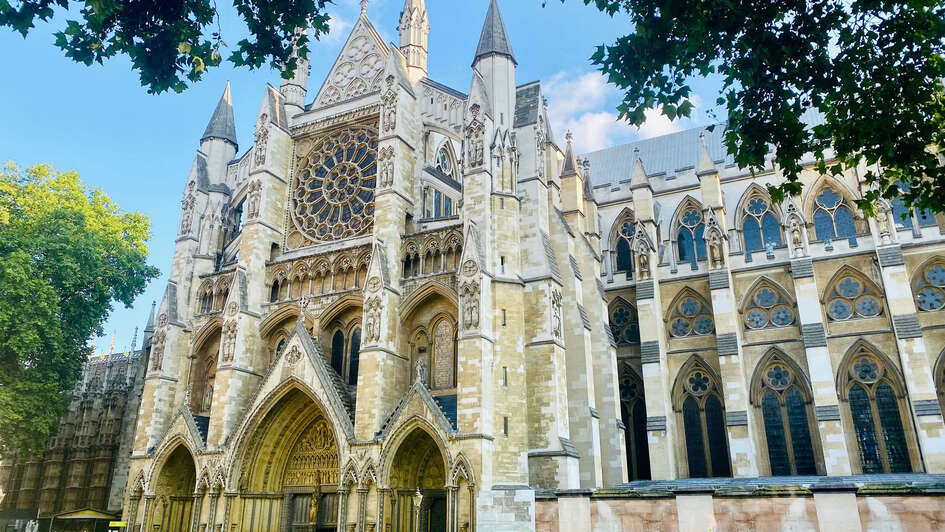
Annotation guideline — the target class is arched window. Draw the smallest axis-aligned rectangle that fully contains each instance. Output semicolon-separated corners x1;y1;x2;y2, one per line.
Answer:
891;181;937;230
668;291;714;338
840;342;913;473
609;299;640;346
620;365;650;480
270;280;280;303
675;359;730;478
347;328;361;386
743;280;796;330
435;144;457;179
200;284;214;313
752;352;819;476
276;338;287;356
330;330;345;376
913;260;945;312
936;351;945;424
812;188;857;245
741;190;782;259
613;217;635;277
677;205;707;269
823;269;884;321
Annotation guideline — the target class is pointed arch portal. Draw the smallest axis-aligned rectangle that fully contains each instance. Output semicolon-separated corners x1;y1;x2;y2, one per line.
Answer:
387;427;448;532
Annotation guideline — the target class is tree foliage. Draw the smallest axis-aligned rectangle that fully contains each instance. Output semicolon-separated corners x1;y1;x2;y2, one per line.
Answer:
0;163;159;454
573;0;945;215
0;0;331;93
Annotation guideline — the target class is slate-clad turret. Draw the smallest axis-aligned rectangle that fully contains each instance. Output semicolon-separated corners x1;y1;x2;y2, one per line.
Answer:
473;0;516;65
200;82;238;183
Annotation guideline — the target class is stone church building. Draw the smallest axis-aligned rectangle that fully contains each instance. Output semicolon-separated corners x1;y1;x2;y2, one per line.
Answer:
118;0;945;530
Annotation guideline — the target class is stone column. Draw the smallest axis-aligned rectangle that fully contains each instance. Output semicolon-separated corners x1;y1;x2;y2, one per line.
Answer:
629;152;678;480
875;244;945;472
128;495;140;532
790;255;854;475
697;136;761;477
190;492;203;532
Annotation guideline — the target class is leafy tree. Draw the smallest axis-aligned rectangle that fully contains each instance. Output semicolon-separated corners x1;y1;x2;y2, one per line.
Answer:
0;163;159;455
572;0;945;215
0;0;331;93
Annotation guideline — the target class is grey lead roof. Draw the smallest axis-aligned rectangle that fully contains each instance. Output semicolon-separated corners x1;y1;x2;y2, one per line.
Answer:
202;83;238;148
581;124;730;187
474;0;516;65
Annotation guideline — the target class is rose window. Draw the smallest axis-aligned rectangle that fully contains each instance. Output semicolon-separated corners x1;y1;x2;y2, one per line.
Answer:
745;285;795;329
669;296;714;338
825;275;883;321
291;126;379;243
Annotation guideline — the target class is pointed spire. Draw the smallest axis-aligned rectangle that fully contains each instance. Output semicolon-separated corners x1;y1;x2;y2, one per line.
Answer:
399;0;429;81
474;0;516;66
630;147;650;189
202;82;238;148
561;131;579;176
144;301;156;332
697;131;716;176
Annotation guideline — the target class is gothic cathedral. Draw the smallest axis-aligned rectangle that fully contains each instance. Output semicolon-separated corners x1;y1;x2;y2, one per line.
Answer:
121;1;945;531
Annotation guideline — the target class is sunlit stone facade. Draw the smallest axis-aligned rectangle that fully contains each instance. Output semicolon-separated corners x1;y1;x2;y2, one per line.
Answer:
116;1;945;531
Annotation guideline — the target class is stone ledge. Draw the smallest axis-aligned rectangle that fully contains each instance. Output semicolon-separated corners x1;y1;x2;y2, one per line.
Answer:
636;280;655;301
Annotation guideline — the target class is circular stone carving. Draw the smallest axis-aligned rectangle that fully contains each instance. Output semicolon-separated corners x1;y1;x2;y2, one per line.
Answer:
292;126;379;243
367;276;382;293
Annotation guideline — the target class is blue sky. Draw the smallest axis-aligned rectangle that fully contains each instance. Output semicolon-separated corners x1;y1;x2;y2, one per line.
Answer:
0;0;715;354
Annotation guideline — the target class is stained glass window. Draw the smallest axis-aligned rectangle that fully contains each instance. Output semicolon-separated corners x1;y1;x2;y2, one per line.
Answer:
679;364;730;478
291;126;378;243
669;294;714;338
844;349;913;473
614;219;636;276
914;263;945;311
813;189;857;245
876;383;911;473
347;329;361;386
757;357;820;475
331;330;345;376
705;395;731;477
763;391;790;475
610;301;641;346
678;207;707;269
620;367;651;480
825;274;883;321
849;383;882;473
744;284;796;329
742;194;783;259
786;389;817;475
892;181;937;229
683;397;707;478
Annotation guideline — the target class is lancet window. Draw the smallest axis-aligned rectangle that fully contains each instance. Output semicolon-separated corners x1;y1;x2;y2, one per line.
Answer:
609;299;640;346
840;342;913;473
914;260;945;312
329;324;362;387
675;359;730;478
676;203;707;269
812;188;857;245
744;282;795;330
741;190;782;259
668;292;714;338
619;365;650;480
613;218;635;277
752;353;819;476
824;270;883;321
891;181;937;230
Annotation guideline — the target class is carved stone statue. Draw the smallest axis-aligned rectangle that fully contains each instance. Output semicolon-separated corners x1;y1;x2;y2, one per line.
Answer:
461;281;480;329
637;250;650;280
709;237;724;269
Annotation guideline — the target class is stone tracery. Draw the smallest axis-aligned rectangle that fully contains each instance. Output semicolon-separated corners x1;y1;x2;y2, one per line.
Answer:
290;125;379;246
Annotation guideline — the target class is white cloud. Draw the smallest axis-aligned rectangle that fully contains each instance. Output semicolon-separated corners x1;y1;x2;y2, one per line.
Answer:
544;71;702;153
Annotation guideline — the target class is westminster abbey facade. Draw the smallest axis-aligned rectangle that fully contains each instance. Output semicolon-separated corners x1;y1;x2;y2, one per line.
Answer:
116;1;945;531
